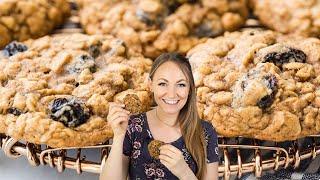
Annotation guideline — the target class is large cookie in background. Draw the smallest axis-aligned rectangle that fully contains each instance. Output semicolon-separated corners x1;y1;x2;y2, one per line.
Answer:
0;33;153;147
0;0;70;48
188;29;320;141
78;0;248;58
250;0;320;37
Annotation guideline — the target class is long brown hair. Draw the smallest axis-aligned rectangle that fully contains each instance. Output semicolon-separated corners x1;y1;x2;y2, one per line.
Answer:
149;52;207;179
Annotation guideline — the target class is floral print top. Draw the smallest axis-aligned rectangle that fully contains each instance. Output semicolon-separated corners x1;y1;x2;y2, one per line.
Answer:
123;112;219;180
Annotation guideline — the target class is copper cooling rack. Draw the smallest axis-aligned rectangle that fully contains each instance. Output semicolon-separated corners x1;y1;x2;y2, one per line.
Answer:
1;133;320;179
2;1;320;179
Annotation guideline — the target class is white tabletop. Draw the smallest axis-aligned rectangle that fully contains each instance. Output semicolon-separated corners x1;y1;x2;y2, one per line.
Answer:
0;149;99;180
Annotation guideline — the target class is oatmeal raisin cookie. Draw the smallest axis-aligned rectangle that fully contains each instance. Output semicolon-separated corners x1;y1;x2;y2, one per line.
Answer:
0;33;153;147
148;139;165;159
0;0;70;48
78;0;248;58
250;0;320;37
188;29;320;141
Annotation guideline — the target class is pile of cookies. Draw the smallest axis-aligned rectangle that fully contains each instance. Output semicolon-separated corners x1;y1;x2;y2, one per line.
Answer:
78;0;248;58
1;0;320;147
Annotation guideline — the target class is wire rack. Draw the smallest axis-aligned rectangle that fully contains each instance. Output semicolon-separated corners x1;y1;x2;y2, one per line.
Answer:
1;133;320;179
1;1;320;179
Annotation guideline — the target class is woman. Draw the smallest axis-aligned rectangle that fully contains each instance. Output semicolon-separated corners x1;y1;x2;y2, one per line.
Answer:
100;52;219;180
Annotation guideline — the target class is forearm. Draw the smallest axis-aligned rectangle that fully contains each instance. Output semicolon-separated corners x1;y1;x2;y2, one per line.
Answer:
100;136;126;180
178;167;198;180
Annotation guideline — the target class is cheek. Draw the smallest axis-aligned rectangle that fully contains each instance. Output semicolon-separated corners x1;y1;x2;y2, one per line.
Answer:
153;88;166;97
177;88;189;98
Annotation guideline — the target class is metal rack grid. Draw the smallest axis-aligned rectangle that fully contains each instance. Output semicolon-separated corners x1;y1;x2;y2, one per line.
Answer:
1;133;320;179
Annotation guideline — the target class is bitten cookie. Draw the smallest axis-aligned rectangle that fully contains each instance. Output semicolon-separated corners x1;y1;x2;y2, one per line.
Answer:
148;139;165;159
0;33;153;147
123;94;144;114
78;0;248;58
188;29;320;141
0;0;70;48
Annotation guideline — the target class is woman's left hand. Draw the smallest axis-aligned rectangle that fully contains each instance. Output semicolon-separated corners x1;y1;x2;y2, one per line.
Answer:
159;144;192;179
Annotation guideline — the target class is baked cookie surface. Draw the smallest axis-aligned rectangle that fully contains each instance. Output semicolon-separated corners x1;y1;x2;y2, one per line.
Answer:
0;0;70;48
78;0;248;58
188;29;320;141
0;33;153;147
250;0;320;37
148;139;165;159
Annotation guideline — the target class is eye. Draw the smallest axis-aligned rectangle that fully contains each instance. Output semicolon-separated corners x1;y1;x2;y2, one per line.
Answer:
158;82;166;86
177;83;186;87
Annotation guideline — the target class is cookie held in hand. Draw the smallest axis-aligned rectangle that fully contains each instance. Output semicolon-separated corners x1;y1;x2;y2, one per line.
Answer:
148;140;165;159
123;94;143;114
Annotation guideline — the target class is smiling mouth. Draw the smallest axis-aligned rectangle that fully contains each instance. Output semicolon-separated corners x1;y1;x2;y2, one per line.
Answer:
163;99;179;105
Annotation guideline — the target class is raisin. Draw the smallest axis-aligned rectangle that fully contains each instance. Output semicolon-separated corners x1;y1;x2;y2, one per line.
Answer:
50;98;90;128
136;9;165;26
3;41;28;57
51;98;68;113
257;95;273;109
7;107;22;116
88;41;102;58
165;0;197;13
263;48;306;68
257;75;278;109
69;54;96;73
194;23;222;38
264;75;277;92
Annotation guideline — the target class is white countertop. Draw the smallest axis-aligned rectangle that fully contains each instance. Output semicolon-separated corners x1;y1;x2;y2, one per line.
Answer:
0;149;99;180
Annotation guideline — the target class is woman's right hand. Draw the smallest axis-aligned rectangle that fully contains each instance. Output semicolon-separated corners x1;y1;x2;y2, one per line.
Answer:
107;102;130;138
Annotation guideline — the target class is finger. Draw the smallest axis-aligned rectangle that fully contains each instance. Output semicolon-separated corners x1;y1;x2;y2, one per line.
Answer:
108;103;125;113
160;159;171;169
159;154;175;164
160;148;177;159
112;116;129;125
160;144;181;154
109;105;127;115
108;107;130;117
108;111;130;121
108;114;129;125
109;116;129;127
109;102;125;107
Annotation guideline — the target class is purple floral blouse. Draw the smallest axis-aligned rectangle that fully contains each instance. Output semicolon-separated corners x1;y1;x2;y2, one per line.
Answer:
123;112;219;180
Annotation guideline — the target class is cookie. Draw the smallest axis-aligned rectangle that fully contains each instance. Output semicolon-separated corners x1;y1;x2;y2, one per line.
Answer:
187;29;320;141
123;94;144;114
148;140;165;159
0;33;153;147
78;0;248;58
0;0;70;48
250;0;320;37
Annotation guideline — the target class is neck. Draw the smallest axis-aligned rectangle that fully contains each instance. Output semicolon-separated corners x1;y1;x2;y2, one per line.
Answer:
155;107;179;127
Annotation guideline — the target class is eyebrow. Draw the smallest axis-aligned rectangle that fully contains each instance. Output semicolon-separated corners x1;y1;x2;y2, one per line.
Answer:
157;78;186;83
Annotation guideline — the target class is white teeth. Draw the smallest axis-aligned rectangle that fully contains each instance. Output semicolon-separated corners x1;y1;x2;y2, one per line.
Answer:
163;99;179;104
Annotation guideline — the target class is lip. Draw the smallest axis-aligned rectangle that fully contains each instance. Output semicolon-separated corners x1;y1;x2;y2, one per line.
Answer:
162;99;180;105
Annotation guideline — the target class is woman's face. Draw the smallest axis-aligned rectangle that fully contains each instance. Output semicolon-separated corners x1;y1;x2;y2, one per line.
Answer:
150;61;190;115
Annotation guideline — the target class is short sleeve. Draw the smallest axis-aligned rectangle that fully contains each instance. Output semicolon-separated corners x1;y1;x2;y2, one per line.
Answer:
123;118;133;156
203;121;219;163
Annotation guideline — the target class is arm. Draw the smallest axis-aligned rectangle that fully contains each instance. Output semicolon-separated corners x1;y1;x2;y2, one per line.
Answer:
159;145;197;180
99;102;131;180
203;162;218;180
178;167;197;180
100;136;129;180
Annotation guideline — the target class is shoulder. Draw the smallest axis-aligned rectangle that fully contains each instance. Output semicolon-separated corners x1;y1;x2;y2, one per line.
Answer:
200;120;218;139
200;120;216;132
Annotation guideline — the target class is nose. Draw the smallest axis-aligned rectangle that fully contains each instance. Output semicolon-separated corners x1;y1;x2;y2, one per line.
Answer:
167;85;176;98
